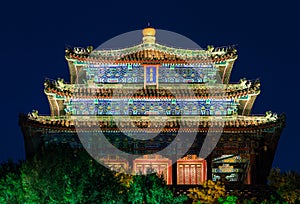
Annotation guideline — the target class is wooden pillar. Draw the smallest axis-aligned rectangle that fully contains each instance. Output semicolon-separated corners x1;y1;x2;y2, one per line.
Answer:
206;153;212;180
249;149;257;184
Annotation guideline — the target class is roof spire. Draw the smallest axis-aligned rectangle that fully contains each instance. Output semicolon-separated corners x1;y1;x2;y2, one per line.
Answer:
142;26;156;44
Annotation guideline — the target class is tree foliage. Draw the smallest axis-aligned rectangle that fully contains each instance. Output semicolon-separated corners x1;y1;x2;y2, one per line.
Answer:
268;168;300;204
127;172;187;204
188;180;226;203
0;145;186;203
1;145;126;203
218;195;238;204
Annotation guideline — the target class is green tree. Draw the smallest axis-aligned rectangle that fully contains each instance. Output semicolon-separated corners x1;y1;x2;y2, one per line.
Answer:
0;144;186;203
0;171;24;203
268;168;300;204
0;145;127;203
127;172;187;204
0;159;24;203
218;195;238;204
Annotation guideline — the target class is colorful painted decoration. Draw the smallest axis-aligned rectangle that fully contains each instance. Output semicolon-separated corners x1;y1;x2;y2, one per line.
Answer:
65;99;237;116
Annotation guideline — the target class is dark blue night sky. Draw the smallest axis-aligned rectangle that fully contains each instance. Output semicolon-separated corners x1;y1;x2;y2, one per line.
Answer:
0;0;299;172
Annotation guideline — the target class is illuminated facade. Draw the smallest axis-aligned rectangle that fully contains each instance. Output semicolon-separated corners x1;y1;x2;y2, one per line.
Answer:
19;27;285;185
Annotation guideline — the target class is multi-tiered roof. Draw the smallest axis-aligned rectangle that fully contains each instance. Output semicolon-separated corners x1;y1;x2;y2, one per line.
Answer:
19;27;285;185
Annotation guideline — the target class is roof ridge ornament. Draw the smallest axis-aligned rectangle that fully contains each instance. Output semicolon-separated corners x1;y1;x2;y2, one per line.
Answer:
142;27;156;44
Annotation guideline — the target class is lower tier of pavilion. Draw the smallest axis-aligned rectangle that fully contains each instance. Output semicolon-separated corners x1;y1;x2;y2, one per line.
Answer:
19;113;285;185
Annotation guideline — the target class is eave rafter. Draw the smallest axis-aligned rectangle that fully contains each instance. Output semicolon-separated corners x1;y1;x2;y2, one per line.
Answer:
43;78;260;100
65;43;237;64
20;112;285;133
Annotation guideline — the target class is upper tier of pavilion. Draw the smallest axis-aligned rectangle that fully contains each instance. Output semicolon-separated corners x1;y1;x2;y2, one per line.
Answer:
65;27;237;84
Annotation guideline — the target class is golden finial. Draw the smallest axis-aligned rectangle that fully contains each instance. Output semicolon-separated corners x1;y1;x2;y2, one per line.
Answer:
142;24;156;44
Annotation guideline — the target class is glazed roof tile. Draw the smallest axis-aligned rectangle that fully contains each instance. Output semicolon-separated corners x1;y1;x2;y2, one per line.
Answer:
65;44;237;64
